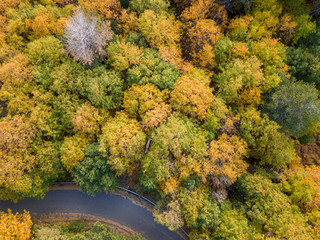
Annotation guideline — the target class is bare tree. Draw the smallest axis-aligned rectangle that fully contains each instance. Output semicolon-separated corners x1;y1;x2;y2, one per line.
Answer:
64;9;113;65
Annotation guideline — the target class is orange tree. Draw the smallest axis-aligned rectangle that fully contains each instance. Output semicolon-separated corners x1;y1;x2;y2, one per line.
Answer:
0;209;32;240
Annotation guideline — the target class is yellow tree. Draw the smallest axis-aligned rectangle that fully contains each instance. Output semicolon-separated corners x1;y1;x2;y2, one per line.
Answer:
249;37;287;69
304;165;320;210
231;42;250;59
0;115;38;201
170;73;214;120
203;134;249;184
79;0;122;20
308;209;320;239
0;209;32;240
277;14;298;44
236;87;262;107
129;0;171;15
116;9;138;36
248;0;282;40
25;14;66;40
0;53;31;88
0;0;22;13
180;0;228;28
249;38;287;90
136;10;183;67
227;15;253;41
281;166;317;210
137;10;182;50
183;19;221;69
0;14;7;35
72;102;106;138
123;83;166;118
141;103;172;130
60;134;90;172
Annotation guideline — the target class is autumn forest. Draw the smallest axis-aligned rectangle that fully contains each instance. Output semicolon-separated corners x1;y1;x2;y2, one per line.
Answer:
1;0;320;239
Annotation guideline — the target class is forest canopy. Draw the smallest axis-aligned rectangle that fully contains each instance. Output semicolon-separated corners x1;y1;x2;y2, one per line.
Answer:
1;0;320;239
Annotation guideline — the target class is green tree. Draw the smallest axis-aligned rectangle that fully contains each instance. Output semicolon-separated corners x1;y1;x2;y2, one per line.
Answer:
234;173;305;237
49;93;83;138
50;61;124;110
142;113;207;191
49;59;89;95
70;221;141;240
240;108;297;168
178;186;210;229
214;36;234;68
197;197;221;230
213;201;259;240
215;56;264;104
267;209;312;240
27;36;66;67
60;134;89;172
129;0;171;15
72;143;117;196
280;0;316;43
139;146;170;191
153;199;184;231
27;86;61;139
106;38;143;72
286;44;320;84
127;48;180;90
31;141;65;191
202;96;230;140
86;70;124;110
264;80;320;138
99;113;146;176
